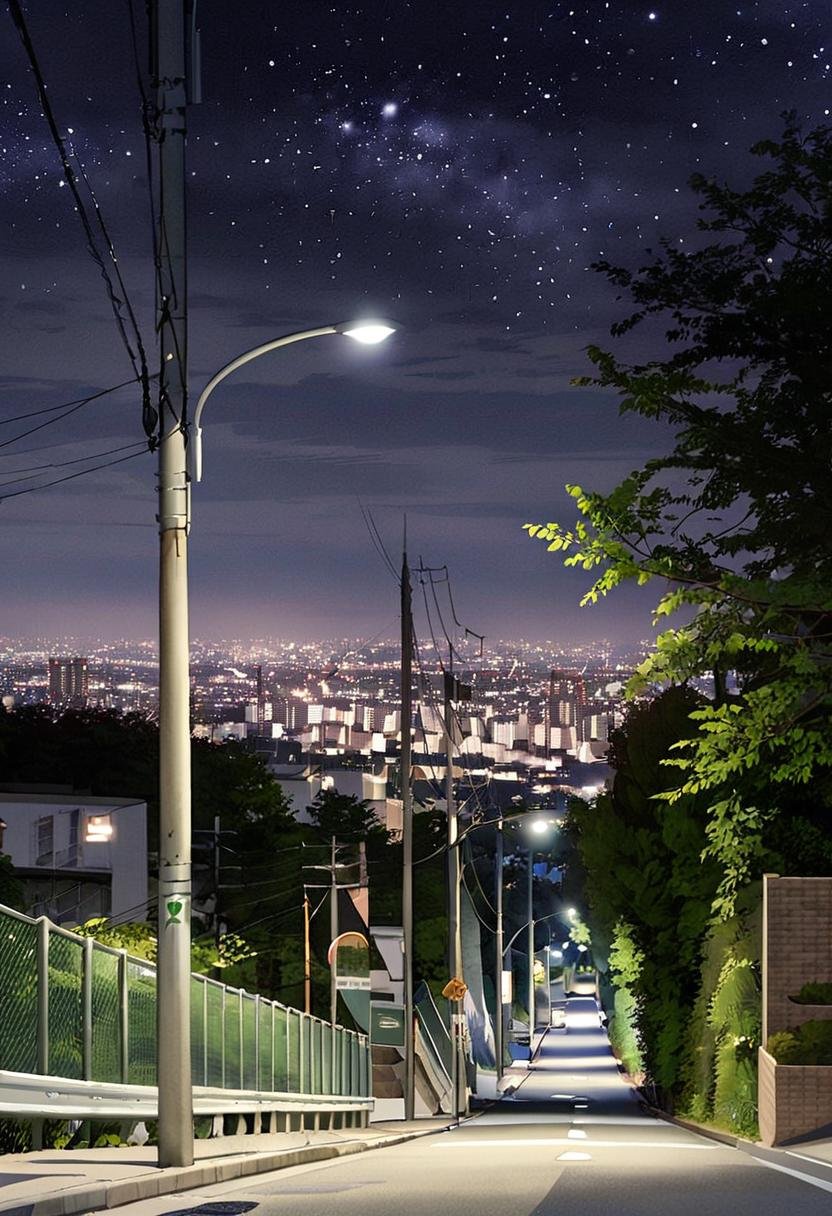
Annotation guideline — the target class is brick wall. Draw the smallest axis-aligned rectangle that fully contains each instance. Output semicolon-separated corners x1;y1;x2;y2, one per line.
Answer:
763;875;832;1043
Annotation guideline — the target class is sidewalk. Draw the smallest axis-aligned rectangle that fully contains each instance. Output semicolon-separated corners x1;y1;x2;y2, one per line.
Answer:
0;1118;455;1216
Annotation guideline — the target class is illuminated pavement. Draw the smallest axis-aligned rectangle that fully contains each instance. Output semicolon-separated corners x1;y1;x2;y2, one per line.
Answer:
114;988;832;1216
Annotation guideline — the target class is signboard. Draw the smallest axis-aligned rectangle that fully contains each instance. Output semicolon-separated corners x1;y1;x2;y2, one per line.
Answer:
501;970;513;1005
370;1001;406;1048
328;931;370;1031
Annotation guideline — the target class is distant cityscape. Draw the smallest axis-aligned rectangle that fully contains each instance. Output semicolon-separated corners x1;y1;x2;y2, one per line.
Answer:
0;634;657;788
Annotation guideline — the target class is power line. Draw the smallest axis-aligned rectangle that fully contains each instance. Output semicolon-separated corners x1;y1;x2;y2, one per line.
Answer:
0;447;148;503
0;441;147;489
0;376;145;429
7;0;154;439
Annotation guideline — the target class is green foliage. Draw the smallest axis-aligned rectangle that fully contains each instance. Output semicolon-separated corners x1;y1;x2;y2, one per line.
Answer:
0;853;24;910
678;887;761;1136
790;982;832;1005
568;688;722;1101
767;1020;832;1065
524;119;832;916
306;789;391;842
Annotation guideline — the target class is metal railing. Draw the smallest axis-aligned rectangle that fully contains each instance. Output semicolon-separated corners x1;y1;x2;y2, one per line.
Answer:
0;904;370;1116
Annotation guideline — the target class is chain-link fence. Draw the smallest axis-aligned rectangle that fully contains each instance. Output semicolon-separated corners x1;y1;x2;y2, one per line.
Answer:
0;904;369;1099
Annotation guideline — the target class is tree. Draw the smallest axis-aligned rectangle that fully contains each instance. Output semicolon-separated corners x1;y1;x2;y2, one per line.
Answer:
525;119;832;913
306;789;391;842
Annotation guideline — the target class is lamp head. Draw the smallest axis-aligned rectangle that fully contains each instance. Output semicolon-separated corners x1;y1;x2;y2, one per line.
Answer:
530;818;549;836
336;320;398;345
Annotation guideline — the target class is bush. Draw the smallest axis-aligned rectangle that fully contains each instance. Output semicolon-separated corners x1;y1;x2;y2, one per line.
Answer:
789;982;832;1005
767;1020;832;1065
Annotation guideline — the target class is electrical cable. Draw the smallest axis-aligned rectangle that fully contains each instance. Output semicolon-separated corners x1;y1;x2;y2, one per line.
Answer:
0;376;144;429
7;0;153;439
358;500;398;583
0;441;147;490
0;447;148;503
0;383;146;454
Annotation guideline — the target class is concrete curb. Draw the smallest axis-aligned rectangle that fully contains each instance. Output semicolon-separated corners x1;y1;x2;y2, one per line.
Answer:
0;1127;448;1216
647;1104;832;1186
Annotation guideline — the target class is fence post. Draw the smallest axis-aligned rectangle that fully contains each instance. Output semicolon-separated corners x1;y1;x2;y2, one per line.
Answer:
118;951;129;1084
285;1006;291;1092
295;1006;301;1094
82;937;94;1081
238;990;244;1089
220;983;226;1089
202;978;208;1088
270;1001;276;1092
36;917;49;1076
254;993;260;1090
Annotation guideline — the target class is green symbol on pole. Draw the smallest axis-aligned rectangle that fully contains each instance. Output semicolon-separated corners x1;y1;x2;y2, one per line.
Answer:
166;899;183;926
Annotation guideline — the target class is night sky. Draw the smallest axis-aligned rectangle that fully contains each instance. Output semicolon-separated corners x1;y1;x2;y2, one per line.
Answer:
1;2;828;646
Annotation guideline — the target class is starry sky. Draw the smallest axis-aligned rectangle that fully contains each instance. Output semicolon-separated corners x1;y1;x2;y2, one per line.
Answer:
1;1;829;646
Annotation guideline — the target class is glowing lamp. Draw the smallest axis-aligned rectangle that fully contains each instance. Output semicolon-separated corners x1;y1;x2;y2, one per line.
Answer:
85;814;114;843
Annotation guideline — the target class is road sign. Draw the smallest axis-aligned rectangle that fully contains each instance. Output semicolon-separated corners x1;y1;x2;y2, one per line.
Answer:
442;977;468;1002
371;1002;406;1047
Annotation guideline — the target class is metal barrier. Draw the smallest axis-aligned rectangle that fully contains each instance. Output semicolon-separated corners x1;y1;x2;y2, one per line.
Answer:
0;904;371;1129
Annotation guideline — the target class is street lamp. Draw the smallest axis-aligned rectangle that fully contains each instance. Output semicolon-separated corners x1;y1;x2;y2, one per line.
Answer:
156;319;396;1167
190;321;398;483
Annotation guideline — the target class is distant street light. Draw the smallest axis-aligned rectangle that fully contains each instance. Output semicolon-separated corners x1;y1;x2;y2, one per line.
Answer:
156;319;396;1164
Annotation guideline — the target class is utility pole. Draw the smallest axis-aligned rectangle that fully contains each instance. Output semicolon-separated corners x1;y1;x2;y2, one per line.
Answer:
527;846;535;1049
303;890;311;1015
401;540;415;1120
494;816;504;1083
153;0;192;1169
444;669;464;1116
330;835;339;1027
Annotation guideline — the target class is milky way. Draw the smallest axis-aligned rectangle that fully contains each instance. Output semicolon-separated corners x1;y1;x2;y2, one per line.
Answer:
0;2;829;642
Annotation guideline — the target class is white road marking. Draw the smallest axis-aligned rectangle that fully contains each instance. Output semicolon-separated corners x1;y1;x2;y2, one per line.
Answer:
568;1129;587;1139
432;1138;716;1150
757;1159;832;1195
558;1151;592;1161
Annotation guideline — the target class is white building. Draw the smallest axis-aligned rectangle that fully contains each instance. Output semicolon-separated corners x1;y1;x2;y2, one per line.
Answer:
0;790;148;926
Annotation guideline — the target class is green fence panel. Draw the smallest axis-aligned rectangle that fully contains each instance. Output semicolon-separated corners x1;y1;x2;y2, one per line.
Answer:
91;946;121;1082
190;975;206;1086
301;1016;312;1093
48;932;84;1079
321;1023;332;1094
311;1020;322;1094
205;980;224;1087
241;994;257;1090
0;912;38;1073
127;959;156;1085
0;906;368;1101
288;1010;301;1092
258;1000;273;1091
274;1005;288;1091
224;990;242;1089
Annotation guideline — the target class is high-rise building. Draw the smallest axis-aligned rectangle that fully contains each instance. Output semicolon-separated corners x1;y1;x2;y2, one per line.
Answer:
547;669;587;746
48;657;89;706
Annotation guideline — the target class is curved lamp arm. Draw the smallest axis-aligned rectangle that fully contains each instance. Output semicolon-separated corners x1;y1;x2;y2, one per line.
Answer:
189;319;396;482
190;326;338;483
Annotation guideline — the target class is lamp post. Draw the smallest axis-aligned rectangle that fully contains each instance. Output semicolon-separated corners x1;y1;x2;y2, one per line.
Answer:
156;319;395;1166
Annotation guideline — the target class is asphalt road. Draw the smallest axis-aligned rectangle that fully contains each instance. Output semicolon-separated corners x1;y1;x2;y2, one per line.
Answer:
118;992;832;1216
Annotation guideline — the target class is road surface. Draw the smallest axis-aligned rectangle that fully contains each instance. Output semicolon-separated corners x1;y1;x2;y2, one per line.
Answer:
117;989;832;1216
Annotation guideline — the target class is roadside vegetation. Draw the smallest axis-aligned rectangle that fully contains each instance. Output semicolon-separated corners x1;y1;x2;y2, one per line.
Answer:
528;118;832;1136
